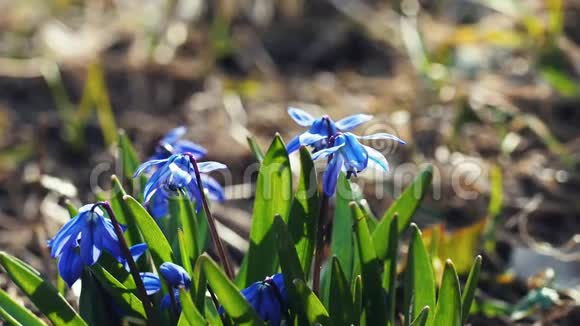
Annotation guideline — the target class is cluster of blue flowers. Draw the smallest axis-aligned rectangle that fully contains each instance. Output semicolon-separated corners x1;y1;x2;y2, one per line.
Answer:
287;107;405;195
48;109;404;325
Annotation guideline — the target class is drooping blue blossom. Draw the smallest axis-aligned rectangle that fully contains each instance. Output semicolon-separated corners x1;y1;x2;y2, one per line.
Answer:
134;153;227;218
312;132;405;196
48;204;123;286
286;107;373;153
160;262;192;289
150;126;207;160
139;263;191;313
220;273;288;326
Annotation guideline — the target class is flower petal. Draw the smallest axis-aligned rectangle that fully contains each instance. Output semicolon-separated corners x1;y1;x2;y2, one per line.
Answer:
201;174;225;202
50;213;85;258
335;114;373;131
148;189;169;219
134;159;169;178
311;143;344;161
140;272;162;295
173;141;207;158
160;262;191;289
363;145;390;172
80;224;101;266
323;154;344;196
58;247;83;287
298;132;327;147
341;133;368;172
161;126;187;144
285;135;302;154
356;132;406;144
287;107;315;127
197;161;227;173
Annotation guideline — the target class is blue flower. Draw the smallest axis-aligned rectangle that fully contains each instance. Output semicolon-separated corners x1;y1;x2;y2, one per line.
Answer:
47;204;126;286
220;273;288;326
139;263;190;313
50;204;122;266
134;153;227;217
160;262;192;289
312;132;405;196
286;107;373;153
150;126;207;160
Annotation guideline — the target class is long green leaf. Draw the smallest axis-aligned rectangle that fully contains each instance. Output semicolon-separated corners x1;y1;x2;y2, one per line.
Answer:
243;135;292;286
124;195;175;269
410;306;430;326
117;130;140;181
0;288;46;326
351;203;387;326
111;175;143;247
404;224;436;326
288;146;319;279
461;255;482;324
292;279;330;324
373;166;432;257
383;215;399;326
0;252;87;326
79;271;119;325
200;256;264;325
352;275;362;326
172;194;201;266
331;173;355;279
246;135;264;163
178;288;207;325
89;263;146;319
329;257;356;326
433;260;462;326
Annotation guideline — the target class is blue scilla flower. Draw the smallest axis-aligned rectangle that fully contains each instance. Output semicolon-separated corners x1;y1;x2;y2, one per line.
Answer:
139;263;190;312
150;126;207;160
49;204;122;268
312;132;405;196
160;262;192;289
286;107;373;153
118;243;148;272
134;153;227;218
220;273;288;326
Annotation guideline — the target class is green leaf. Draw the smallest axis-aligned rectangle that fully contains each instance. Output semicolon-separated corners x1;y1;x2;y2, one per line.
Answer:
404;224;436;326
89;263;146;319
204;297;224;326
242;135;292;286
433;260;462;326
0;288;46;326
410;306;430;326
329;257;356;326
178;288;207;325
64;200;78;218
331;173;355;279
192;258;207;314
117;130;140;181
124;195;175;269
200;256;264;325
246;135;264;163
292;279;330;325
373;165;432;253
461;255;482;324
0;252;87;326
352;275;362;326
171;194;201;266
177;229;193;276
383;215;399;326
79;271;119;325
351;203;387;326
111;175;143;247
288;146;320;279
88;62;117;146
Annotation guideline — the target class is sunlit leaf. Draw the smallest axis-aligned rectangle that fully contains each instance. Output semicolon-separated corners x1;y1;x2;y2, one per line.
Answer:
461;256;482;324
178;288;207;325
329;257;356;326
0;252;87;326
0;288;46;326
433;260;462;326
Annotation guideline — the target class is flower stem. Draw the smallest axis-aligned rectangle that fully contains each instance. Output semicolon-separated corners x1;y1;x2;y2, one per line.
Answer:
167;287;179;319
188;156;234;280
97;202;157;323
312;193;329;296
